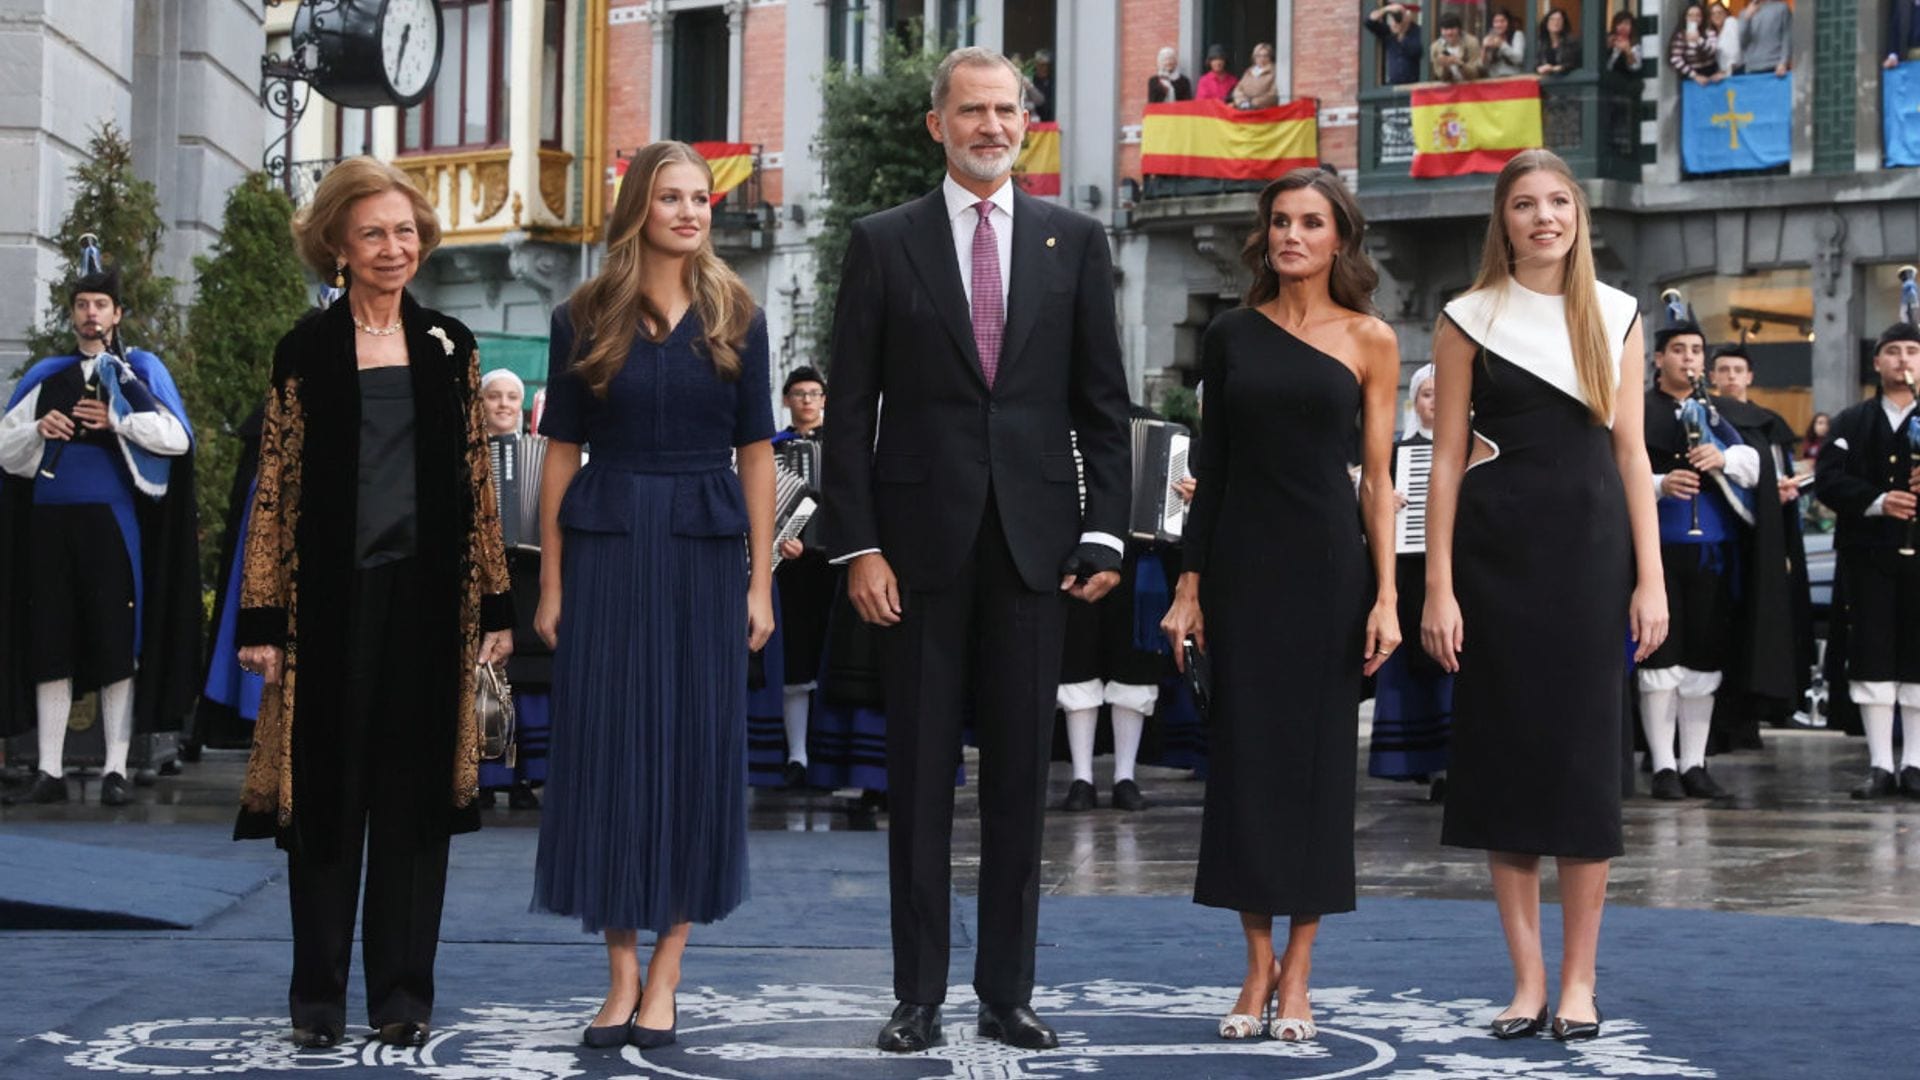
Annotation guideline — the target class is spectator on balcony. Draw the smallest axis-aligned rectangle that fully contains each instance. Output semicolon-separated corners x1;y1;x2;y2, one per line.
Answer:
1196;44;1238;102
1888;0;1920;69
1148;46;1193;103
1031;50;1056;123
1430;15;1486;83
1483;9;1527;78
1668;3;1721;87
1709;3;1742;74
1739;0;1790;77
1365;3;1424;87
1535;7;1581;76
1605;11;1642;76
1233;42;1282;109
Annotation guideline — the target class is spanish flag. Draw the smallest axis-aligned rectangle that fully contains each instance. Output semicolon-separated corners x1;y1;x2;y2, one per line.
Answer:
1408;78;1543;178
689;141;756;200
1015;122;1061;196
1140;99;1318;180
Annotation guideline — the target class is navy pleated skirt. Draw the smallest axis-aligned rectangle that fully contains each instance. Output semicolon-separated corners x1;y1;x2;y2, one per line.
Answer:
532;466;750;934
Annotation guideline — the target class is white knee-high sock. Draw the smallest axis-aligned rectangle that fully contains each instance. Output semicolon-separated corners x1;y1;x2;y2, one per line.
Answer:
1677;694;1715;772
781;686;811;767
100;678;135;777
35;679;72;779
1903;710;1920;773
1110;705;1145;783
1862;704;1896;773
1064;707;1097;784
1639;686;1679;773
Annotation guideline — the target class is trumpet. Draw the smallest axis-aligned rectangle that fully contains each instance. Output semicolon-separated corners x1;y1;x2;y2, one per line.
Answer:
1902;367;1919;557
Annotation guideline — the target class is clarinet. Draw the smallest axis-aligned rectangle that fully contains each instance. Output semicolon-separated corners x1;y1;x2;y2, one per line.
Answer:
1682;376;1711;538
36;340;113;481
1903;368;1919;557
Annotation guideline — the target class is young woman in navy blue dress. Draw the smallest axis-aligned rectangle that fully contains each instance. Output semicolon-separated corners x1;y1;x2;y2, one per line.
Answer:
531;141;776;1049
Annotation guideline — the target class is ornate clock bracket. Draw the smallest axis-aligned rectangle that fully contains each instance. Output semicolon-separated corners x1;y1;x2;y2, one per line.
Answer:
261;0;350;194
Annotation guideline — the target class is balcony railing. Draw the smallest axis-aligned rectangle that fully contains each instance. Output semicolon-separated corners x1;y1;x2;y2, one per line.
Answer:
1359;73;1645;191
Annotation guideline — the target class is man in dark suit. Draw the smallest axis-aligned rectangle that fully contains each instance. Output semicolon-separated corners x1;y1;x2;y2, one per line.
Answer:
818;45;1132;1054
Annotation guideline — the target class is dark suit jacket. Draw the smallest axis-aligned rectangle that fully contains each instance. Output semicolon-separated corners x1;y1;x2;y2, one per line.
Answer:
819;185;1131;593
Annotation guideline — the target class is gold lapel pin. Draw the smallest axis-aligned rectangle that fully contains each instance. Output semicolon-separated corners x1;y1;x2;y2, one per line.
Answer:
1046;236;1056;248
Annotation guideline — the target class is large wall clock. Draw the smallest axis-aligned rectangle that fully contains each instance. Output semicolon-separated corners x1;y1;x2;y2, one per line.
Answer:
296;0;444;109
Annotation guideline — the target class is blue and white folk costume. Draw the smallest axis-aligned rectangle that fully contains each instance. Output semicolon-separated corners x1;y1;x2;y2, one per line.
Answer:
1639;373;1758;796
0;330;197;795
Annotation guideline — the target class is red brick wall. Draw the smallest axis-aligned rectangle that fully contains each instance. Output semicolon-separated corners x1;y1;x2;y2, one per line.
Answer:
1117;0;1181;186
605;4;653;209
1291;0;1359;172
740;4;786;206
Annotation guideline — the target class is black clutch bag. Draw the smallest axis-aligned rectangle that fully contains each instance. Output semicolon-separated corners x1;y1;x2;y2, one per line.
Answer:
1183;635;1212;720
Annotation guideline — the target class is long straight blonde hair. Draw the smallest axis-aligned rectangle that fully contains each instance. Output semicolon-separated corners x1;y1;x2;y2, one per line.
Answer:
566;141;754;395
1471;150;1614;426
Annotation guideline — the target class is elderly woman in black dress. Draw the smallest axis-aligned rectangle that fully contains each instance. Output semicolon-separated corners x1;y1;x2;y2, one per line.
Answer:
1162;168;1402;1043
1422;149;1666;1042
235;157;515;1050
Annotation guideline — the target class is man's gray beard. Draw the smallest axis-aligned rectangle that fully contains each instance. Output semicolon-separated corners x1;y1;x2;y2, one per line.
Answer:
950;148;1013;184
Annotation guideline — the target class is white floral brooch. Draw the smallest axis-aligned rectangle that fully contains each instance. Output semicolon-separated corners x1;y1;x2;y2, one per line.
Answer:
426;325;455;355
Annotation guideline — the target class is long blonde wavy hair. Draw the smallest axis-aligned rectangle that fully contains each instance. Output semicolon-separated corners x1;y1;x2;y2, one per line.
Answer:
1471;150;1614;426
567;141;754;395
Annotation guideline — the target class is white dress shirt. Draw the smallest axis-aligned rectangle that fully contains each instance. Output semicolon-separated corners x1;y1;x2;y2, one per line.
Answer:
943;174;1014;310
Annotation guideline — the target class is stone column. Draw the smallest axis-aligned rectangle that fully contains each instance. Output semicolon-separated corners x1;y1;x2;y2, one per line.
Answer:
509;0;541;224
726;0;746;140
1057;0;1117;220
648;0;672;141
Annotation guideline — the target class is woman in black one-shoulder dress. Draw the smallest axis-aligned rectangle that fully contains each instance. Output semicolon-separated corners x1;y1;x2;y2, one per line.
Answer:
1422;151;1667;1043
1162;169;1403;1044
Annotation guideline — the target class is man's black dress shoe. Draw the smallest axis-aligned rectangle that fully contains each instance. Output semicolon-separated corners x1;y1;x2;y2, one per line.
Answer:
1110;778;1147;811
1489;1006;1547;1040
1649;768;1684;800
1901;766;1920;800
1551;1002;1602;1042
1853;767;1899;800
28;772;68;804
376;1021;428;1047
100;772;131;807
1061;779;1096;812
976;1003;1058;1050
877;1002;940;1052
1679;765;1725;800
291;1027;341;1049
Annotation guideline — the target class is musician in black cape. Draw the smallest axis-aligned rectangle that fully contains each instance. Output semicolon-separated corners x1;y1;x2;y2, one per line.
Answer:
192;403;269;757
1638;320;1759;800
1707;343;1814;748
817;47;1131;1053
0;259;199;805
771;365;833;787
1813;323;1920;800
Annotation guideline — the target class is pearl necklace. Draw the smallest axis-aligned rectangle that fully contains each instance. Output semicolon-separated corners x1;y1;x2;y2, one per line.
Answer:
352;313;404;336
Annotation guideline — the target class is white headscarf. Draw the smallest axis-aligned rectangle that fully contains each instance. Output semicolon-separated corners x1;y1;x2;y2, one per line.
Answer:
480;368;525;397
1403;363;1435;439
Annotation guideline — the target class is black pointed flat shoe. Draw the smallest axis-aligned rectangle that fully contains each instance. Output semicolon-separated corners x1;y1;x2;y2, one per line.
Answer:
1551;1000;1602;1041
1490;1006;1548;1040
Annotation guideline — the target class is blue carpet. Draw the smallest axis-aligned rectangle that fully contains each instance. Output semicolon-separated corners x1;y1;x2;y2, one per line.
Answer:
0;833;275;929
2;824;1914;1079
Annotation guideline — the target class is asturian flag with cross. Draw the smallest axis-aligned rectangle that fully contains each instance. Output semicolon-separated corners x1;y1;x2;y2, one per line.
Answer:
1681;72;1791;174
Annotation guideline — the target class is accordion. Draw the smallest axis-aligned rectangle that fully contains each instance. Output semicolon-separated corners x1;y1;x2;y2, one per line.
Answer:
1128;418;1191;544
771;458;817;570
776;436;822;492
488;433;548;552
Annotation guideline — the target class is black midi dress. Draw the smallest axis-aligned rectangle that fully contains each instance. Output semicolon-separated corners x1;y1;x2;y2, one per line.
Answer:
1437;281;1641;859
1186;307;1371;917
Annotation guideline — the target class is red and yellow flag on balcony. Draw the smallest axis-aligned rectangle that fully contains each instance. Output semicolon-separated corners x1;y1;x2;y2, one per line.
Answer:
689;141;755;199
612;143;755;203
1140;99;1318;180
1015;122;1061;196
1408;78;1543;178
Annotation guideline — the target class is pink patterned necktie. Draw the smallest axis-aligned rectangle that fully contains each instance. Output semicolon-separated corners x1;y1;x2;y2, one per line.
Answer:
970;200;1004;388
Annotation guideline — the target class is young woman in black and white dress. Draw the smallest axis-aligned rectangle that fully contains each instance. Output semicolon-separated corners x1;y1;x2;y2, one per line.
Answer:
1421;150;1667;1042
